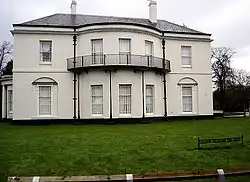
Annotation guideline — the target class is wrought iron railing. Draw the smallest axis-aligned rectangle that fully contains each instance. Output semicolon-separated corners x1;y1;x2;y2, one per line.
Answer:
67;54;171;71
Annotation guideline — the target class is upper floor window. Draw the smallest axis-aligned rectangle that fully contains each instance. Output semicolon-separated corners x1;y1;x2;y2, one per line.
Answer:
40;41;52;63
145;41;153;66
119;39;131;64
181;46;192;67
91;39;104;64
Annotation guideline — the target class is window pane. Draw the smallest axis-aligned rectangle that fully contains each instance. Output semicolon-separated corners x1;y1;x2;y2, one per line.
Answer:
181;46;191;66
40;41;52;62
181;46;191;56
119;39;131;53
183;97;192;112
145;41;153;55
92;86;103;96
39;86;52;115
8;90;13;112
39;86;51;97
91;85;103;114
182;56;191;65
39;105;51;115
92;39;103;53
42;52;51;62
182;86;192;112
41;41;52;52
39;97;51;105
182;87;192;96
119;85;132;114
146;85;154;113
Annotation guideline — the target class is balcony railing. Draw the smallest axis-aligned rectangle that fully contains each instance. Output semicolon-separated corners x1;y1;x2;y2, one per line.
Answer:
67;54;171;72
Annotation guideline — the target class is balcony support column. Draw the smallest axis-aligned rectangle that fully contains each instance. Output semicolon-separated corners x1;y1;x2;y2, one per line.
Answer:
73;31;77;119
142;71;145;119
162;34;167;117
109;70;113;119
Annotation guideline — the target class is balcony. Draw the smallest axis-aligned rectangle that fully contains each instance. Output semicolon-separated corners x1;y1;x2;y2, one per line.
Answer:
67;54;171;72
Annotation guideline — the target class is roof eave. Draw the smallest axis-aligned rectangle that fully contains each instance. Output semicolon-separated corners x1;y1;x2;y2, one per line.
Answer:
163;30;211;36
12;23;211;36
13;24;76;29
13;22;162;33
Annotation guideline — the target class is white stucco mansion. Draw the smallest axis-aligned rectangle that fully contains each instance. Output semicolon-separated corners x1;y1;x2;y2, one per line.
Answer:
1;0;213;121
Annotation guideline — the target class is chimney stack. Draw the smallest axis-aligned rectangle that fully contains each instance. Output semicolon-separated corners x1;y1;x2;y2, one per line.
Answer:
71;0;77;14
149;0;157;23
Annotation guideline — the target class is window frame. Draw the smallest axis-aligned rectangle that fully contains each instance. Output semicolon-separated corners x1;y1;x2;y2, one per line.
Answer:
40;40;52;64
91;39;104;65
119;38;131;64
181;86;193;113
119;84;132;115
146;84;154;114
181;46;192;67
8;90;13;113
145;40;154;66
91;85;104;116
38;85;52;116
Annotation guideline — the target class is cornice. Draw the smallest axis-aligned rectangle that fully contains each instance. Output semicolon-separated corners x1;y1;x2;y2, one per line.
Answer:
12;27;211;42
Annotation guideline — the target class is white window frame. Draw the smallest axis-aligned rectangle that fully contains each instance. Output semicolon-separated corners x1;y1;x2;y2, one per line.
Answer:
181;86;193;113
119;84;132;115
181;46;192;68
8;90;13;113
146;85;154;114
119;38;131;64
91;39;104;65
37;85;52;116
145;40;154;66
40;40;52;64
91;85;103;116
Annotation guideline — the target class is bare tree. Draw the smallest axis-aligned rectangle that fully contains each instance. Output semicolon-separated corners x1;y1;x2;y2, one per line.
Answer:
212;47;235;111
232;69;250;116
0;41;13;74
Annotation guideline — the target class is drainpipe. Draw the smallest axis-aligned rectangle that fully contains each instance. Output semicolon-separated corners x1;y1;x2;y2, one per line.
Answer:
77;73;80;119
162;32;167;117
73;29;77;119
109;70;112;119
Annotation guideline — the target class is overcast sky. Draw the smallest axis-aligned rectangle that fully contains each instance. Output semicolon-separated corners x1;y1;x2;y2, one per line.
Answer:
1;0;250;71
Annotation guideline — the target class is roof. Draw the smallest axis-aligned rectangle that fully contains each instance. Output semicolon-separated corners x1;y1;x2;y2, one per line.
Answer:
13;13;210;35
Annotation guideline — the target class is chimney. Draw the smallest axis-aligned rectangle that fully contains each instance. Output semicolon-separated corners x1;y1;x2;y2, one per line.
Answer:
149;0;157;23
71;0;77;14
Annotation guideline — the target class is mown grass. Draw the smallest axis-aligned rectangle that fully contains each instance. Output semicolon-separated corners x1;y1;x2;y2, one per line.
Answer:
0;118;250;181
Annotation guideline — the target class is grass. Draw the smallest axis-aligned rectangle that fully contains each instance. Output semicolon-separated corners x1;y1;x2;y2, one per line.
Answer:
0;118;250;182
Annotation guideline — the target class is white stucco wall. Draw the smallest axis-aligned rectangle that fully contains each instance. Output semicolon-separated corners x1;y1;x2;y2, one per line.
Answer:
77;31;162;58
12;24;213;120
13;73;73;120
167;74;213;116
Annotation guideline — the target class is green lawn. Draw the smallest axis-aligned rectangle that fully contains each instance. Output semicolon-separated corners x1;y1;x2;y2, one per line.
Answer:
0;118;250;181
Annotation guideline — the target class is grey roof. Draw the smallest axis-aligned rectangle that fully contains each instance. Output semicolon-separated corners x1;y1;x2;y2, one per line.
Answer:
14;13;210;35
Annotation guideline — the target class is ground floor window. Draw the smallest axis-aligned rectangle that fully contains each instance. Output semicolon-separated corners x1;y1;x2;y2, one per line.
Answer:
8;90;13;113
182;86;193;112
91;85;103;115
39;86;52;115
146;85;154;113
119;84;132;114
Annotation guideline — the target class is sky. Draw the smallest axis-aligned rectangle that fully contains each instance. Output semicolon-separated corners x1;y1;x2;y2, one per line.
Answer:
1;0;250;71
